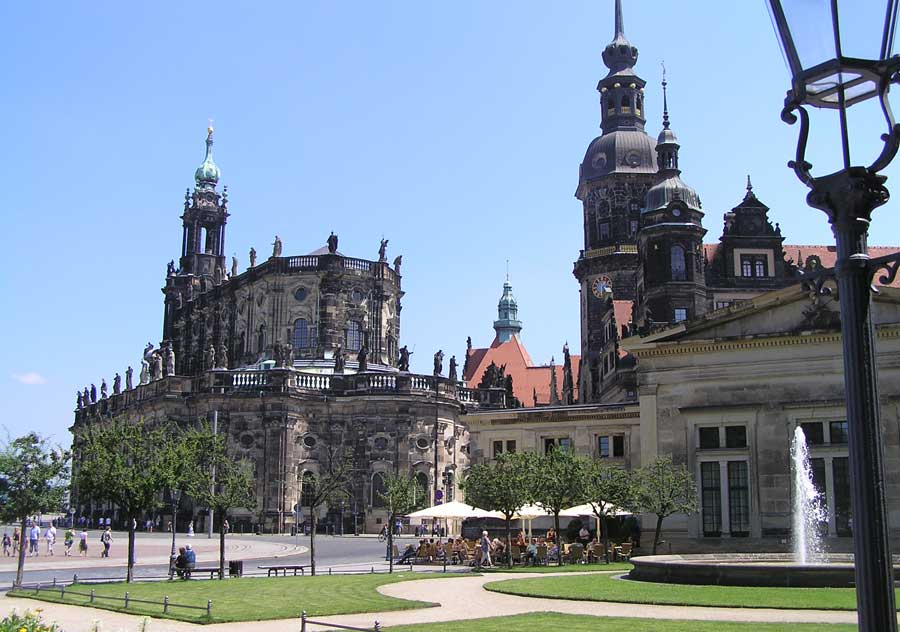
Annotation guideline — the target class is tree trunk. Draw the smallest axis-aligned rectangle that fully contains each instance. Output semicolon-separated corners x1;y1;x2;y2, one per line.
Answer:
600;515;611;564
219;517;226;579
309;513;317;576
554;512;562;566
126;518;136;583
652;515;664;555
387;513;394;574
504;516;513;569
14;516;27;587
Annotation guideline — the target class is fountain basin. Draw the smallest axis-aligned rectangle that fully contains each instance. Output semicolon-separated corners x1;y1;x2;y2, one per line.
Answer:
628;553;900;588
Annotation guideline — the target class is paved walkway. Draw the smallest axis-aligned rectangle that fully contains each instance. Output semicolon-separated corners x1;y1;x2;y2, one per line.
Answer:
2;570;881;631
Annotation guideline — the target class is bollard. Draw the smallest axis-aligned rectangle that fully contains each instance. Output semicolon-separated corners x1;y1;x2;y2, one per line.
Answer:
206;599;212;617
125;592;129;609
36;582;41;593
371;566;374;574
90;589;95;603
60;584;65;600
374;620;381;631
443;556;447;573
73;573;78;584
53;576;57;586
328;567;332;575
163;595;169;613
301;610;307;632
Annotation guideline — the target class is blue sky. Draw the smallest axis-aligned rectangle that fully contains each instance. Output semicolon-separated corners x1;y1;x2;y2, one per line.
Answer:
2;1;899;444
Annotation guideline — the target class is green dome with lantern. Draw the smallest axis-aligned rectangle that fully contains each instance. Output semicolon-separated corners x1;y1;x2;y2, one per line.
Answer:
194;126;221;188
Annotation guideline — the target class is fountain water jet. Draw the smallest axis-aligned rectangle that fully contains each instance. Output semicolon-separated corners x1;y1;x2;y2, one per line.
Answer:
790;426;827;563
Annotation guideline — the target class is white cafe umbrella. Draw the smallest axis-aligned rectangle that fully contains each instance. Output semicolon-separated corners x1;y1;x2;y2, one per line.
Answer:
559;502;632;538
513;503;549;539
406;501;502;536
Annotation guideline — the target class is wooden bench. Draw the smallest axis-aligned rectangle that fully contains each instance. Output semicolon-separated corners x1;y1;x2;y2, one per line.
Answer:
187;566;221;579
258;564;306;577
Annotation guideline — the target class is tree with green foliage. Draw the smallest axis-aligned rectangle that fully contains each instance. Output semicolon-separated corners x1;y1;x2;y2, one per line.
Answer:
299;440;352;576
0;433;70;587
583;460;636;562
184;425;255;579
378;472;425;573
634;456;699;554
73;419;180;582
461;451;533;568
531;448;588;565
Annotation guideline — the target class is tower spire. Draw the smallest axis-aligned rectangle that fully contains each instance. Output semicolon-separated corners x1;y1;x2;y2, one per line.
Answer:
662;61;670;130
614;0;624;38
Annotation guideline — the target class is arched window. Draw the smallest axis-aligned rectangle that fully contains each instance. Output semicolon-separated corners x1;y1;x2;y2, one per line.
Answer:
300;471;316;507
635;94;643;116
621;94;632;113
293;319;313;350
371;472;387;508
606;95;615;116
346;321;363;352
671;245;687;281
414;472;429;505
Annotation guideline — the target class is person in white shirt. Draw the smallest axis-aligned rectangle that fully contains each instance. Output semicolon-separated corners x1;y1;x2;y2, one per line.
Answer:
45;524;57;556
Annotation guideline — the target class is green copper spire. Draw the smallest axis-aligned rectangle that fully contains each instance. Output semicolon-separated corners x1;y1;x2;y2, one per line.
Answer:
194;124;221;189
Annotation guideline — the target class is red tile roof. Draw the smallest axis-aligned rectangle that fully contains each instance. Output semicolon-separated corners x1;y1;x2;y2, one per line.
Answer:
463;335;580;407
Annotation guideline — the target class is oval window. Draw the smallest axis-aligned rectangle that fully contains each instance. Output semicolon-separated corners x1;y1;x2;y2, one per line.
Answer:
303;435;317;449
374;437;388;451
240;433;254;449
294;287;308;301
416;437;430;450
351;289;365;303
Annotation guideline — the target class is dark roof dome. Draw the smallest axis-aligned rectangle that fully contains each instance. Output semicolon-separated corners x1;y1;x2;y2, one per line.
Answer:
580;129;658;182
657;127;678;145
602;0;638;74
644;175;701;214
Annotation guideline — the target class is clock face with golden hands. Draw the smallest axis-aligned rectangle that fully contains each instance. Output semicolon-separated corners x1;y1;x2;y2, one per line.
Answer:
591;276;613;299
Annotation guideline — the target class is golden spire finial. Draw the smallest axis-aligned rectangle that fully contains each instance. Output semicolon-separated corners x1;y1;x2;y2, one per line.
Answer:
207;118;214;137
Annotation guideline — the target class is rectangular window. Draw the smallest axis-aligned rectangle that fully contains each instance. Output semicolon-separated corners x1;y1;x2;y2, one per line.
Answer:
829;421;848;444
701;462;722;537
493;441;503;458
599;222;610;240
674;308;688;322
613;435;625;457
728;461;751;536
754;259;767;277
800;422;825;445
558;437;573;452
833;457;851;536
740;254;768;278
698;427;720;449
715;301;733;310
629;220;639;235
741;258;753;277
598;436;610;458
725;425;747;449
544;438;556;453
506;440;516;454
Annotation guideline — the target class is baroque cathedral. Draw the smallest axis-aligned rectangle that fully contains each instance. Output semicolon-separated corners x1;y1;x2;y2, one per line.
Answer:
73;1;900;549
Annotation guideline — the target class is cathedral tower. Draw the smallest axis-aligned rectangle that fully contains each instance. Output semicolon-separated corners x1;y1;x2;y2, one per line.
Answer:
573;0;658;403
493;280;523;343
635;76;707;328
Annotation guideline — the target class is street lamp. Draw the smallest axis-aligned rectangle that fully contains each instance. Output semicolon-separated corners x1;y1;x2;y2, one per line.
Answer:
167;488;183;580
767;2;900;631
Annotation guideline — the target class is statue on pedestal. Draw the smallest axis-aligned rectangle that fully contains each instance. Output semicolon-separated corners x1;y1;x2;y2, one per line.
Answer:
249;247;257;268
449;355;458;382
167;260;175;276
113;373;121;395
76;391;83;408
204;344;216;370
378;238;388;262
83;387;90;405
231;256;238;277
357;344;368;373
125;366;133;390
217;342;228;369
139;360;149;385
393;255;402;275
153;353;163;381
164;343;175;376
272;235;282;258
100;378;108;399
327;232;338;254
398;345;411;372
90;384;97;403
433;350;444;376
333;344;345;374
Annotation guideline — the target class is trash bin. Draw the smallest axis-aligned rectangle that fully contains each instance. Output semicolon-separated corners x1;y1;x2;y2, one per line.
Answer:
229;560;243;578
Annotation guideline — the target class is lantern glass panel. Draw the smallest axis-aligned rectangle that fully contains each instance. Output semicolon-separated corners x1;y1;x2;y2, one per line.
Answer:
777;0;835;73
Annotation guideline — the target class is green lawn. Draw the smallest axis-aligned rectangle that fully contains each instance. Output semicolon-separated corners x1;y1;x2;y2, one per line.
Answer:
9;573;446;624
389;613;857;631
479;562;633;574
485;573;899;611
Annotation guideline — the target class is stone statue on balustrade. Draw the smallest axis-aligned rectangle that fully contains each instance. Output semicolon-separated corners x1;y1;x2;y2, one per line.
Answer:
163;343;175;376
333;344;345;374
214;265;224;285
113;373;121;395
249;247;257;268
83;387;91;405
167;260;175;276
76;391;83;408
433;350;444;376
448;355;458;382
393;255;402;275
217;342;228;369
153;352;163;381
125;366;133;390
204;344;216;370
100;378;109;398
357;344;368;373
327;232;338;254
378;238;388;262
398;345;411;372
143;342;155;362
231;256;238;277
282;343;294;368
272;235;282;258
139;359;149;385
90;384;97;403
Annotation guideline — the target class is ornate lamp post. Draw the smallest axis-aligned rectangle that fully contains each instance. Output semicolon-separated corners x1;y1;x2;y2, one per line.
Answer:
167;488;183;580
767;3;900;631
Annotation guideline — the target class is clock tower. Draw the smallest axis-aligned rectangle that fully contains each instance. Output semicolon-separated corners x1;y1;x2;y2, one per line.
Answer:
573;0;658;403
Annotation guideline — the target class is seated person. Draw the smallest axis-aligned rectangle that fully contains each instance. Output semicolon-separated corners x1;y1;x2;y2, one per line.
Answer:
547;543;559;562
515;530;526;547
174;547;187;579
184;544;197;578
545;528;556;544
471;546;483;567
415;539;429;560
578;525;591;546
523;538;538;565
398;544;416;564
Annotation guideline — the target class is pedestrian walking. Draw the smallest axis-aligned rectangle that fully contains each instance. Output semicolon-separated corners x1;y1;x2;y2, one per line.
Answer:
2;533;10;556
78;529;88;557
44;524;56;556
28;523;40;557
12;528;19;555
187;520;194;537
100;527;113;557
477;530;492;569
64;527;75;556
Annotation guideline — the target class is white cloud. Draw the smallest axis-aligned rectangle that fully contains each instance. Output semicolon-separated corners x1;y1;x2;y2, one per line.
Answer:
13;372;47;385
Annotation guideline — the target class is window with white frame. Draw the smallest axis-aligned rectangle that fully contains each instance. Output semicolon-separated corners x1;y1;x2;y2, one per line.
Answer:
492;439;517;459
544;436;572;453
695;423;751;538
597;434;625;458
